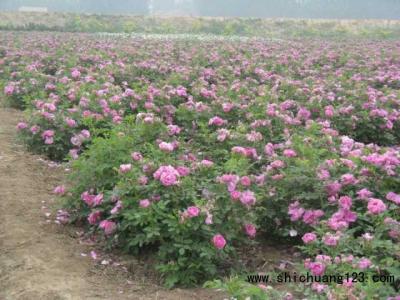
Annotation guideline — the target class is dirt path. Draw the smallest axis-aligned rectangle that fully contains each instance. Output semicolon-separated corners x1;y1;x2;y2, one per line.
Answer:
0;107;221;300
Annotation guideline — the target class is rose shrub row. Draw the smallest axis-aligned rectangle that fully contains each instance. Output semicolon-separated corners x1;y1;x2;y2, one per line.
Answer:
1;32;399;297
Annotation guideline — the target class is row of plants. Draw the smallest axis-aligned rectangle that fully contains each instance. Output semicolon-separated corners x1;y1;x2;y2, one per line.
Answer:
1;31;399;298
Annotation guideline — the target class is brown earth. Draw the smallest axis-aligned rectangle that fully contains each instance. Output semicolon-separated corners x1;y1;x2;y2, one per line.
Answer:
0;107;223;300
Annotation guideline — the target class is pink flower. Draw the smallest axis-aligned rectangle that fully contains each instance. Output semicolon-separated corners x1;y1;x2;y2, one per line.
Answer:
131;152;143;161
240;190;256;206
44;137;54;144
30;125;40;134
201;159;214;167
176;166;190;176
367;198;387;215
80;130;90;139
244;224;257;238
302;209;324;225
208;116;227;126
309;262;325;276
110;201;122;215
270;160;285;169
167;125;181;135
343;278;354;288
297;107;311;120
88;211;102;225
93;194;103;206
153;165;180;186
71;69;81;79
16;122;28;130
357;188;373;200
288;201;305;221
264;143;275;156
230;190;241;201
358;258;372;270
41;130;54;139
119;164;132;173
53;185;66;195
4;84;15;95
326;181;342;196
302;232;317;244
323;233;340;246
139;199;150;208
283;149;297;157
311;283;327;294
159;141;174;152
99;220;117;235
341;173;357;185
212;234;226;249
81;191;95;206
65;118;77;128
324;105;334;118
240;176;251;186
186;206;200;218
138;175;148;185
386;192;400;205
338;196;352;210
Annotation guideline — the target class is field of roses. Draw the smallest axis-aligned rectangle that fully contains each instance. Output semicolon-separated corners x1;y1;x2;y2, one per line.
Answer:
1;30;399;299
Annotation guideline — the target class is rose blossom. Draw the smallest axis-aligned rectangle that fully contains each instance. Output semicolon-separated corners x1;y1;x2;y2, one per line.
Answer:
358;258;372;270
212;234;226;249
53;185;66;195
99;220;117;235
88;211;102;225
186;206;200;218
367;198;387;215
139;199;150;208
244;224;257;238
302;232;317;244
131;152;143;161
240;190;256;206
119;164;132;173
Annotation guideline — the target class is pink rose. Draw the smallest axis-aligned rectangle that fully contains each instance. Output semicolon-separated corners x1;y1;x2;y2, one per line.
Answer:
244;224;257;238
154;165;180;186
338;196;352;210
358;258;372;270
119;164;132;173
367;198;387;215
159;141;174;152
302;232;317;244
131;152;143;161
283;149;297;157
16;122;28;130
186;206;200;218
53;185;66;195
212;234;226;250
240;190;256;206
240;176;251;186
88;211;102;225
71;69;81;79
99;220;117;235
386;192;400;205
309;262;325;276
230;190;241;201
139;199;151;208
201;159;214;167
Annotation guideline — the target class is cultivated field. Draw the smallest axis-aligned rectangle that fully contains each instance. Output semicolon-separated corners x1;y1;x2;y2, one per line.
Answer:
0;15;399;300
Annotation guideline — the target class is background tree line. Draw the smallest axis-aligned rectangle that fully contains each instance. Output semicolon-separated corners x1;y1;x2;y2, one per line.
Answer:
0;0;399;20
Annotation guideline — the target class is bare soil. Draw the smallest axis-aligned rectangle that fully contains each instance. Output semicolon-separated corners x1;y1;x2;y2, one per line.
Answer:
0;107;222;300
